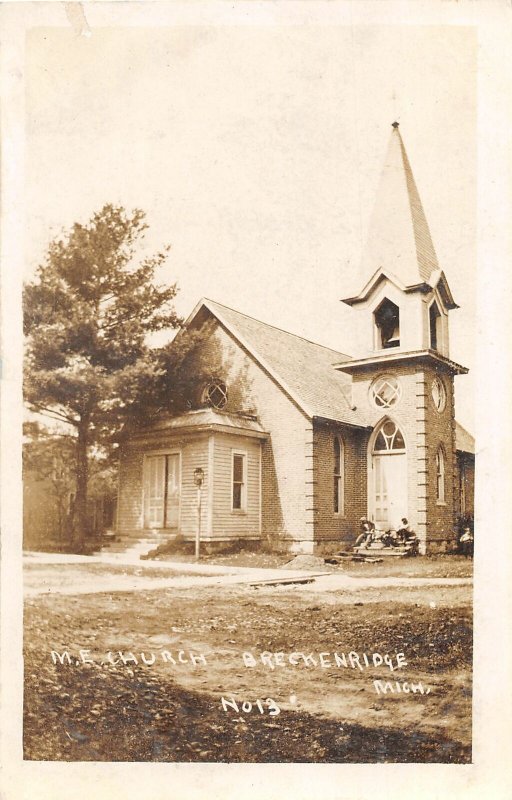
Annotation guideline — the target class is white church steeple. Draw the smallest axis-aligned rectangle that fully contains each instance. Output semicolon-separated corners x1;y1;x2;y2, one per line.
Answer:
342;123;459;360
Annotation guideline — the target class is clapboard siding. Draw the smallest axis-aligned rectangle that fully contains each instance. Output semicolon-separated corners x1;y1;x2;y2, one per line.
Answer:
211;324;311;546
212;433;261;537
117;435;209;538
117;446;144;536
179;437;209;537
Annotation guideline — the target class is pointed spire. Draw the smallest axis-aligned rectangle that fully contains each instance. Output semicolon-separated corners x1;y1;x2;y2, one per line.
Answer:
357;123;439;288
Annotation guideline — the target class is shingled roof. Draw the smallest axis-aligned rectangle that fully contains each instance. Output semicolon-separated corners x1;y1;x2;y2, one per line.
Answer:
455;421;475;455
344;123;440;299
187;298;366;427
185;298;474;443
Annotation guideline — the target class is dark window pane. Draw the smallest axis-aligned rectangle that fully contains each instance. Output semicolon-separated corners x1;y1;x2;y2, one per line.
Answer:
374;432;387;451
334;477;339;513
334;439;340;472
233;455;244;483
233;483;242;510
392;430;405;450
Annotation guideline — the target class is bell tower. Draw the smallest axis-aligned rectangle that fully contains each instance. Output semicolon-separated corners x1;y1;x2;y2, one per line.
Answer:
336;123;468;553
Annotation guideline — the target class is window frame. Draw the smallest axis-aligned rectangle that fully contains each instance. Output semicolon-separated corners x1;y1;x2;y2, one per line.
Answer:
431;377;447;413
372;419;406;453
374;298;400;350
333;436;345;516
202;380;228;409
436;446;446;505
428;300;442;351
231;449;248;513
370;374;402;409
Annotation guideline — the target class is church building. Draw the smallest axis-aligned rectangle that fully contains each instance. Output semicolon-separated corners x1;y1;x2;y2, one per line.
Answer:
116;124;475;556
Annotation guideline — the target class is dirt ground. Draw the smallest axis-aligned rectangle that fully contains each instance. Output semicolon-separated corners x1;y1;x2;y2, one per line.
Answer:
23;558;472;763
154;550;474;578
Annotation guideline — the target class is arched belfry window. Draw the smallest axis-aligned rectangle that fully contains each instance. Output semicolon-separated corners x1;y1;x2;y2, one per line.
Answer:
372;419;406;452
429;301;442;350
374;298;400;349
436;446;446;503
333;437;344;515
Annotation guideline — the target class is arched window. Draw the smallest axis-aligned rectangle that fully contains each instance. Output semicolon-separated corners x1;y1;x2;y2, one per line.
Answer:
429;301;442;350
374;298;400;349
372;419;406;452
333;437;344;515
436;446;446;503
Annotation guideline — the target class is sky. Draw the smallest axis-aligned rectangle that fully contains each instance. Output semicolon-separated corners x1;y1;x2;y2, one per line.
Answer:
25;22;476;430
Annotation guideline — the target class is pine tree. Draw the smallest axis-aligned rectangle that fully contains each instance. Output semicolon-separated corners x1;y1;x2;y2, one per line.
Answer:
23;204;183;551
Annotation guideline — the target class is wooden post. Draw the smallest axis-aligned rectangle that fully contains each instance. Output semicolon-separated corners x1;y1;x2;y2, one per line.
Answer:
195;486;202;561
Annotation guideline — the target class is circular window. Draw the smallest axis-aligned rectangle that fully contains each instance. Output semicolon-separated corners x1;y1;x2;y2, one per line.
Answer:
203;380;228;409
370;375;402;409
431;378;446;412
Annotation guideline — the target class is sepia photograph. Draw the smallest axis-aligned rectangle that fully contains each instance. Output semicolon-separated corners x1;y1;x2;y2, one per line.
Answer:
1;1;511;799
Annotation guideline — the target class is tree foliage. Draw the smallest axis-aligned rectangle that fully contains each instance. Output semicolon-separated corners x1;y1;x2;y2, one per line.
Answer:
23;205;186;548
23;205;182;432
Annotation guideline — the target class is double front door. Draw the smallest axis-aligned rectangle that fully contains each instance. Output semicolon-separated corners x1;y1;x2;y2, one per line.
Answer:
144;453;180;529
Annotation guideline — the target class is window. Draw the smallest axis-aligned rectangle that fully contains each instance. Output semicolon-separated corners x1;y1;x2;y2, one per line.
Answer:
203;380;228;409
144;453;180;528
373;419;406;452
333;437;344;515
232;452;247;511
431;377;446;412
374;298;400;349
429;301;441;350
370;375;402;408
436;447;446;504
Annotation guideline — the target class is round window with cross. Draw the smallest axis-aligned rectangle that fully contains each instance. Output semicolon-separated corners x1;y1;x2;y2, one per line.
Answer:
370;375;402;409
203;380;228;409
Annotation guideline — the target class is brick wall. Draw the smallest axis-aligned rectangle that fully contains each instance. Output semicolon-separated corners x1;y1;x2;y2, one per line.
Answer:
456;452;475;518
349;361;459;552
422;366;458;551
311;421;368;553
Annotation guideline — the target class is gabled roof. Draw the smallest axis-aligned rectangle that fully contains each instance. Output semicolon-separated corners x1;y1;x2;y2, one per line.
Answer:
185;298;365;427
455;421;475;455
342;266;459;310
182;298;473;443
344;123;441;300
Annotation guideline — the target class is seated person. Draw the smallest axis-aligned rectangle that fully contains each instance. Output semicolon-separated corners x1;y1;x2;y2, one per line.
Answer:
397;518;419;554
354;517;376;548
460;527;474;558
381;528;399;548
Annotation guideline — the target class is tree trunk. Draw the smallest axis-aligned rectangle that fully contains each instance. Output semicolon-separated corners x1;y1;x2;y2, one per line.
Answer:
72;417;89;552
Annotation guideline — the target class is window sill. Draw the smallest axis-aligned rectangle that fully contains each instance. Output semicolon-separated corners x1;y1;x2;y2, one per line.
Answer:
231;509;248;515
436;501;447;507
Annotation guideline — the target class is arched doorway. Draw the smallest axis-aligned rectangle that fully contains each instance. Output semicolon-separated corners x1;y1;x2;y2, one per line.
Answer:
370;419;407;530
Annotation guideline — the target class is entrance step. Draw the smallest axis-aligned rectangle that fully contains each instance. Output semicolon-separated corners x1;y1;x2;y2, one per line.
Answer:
352;544;413;558
91;534;174;559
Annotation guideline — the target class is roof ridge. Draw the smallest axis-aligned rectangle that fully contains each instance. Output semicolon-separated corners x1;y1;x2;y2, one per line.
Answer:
203;297;352;361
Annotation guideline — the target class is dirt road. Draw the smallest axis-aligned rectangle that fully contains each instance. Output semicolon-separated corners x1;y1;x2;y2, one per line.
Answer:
24;559;472;763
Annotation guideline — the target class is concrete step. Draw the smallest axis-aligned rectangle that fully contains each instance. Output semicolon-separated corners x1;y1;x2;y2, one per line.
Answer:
91;535;173;558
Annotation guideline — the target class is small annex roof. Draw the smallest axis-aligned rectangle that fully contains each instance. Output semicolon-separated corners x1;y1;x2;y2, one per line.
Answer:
185;298;365;427
455;421;475;455
127;408;269;440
